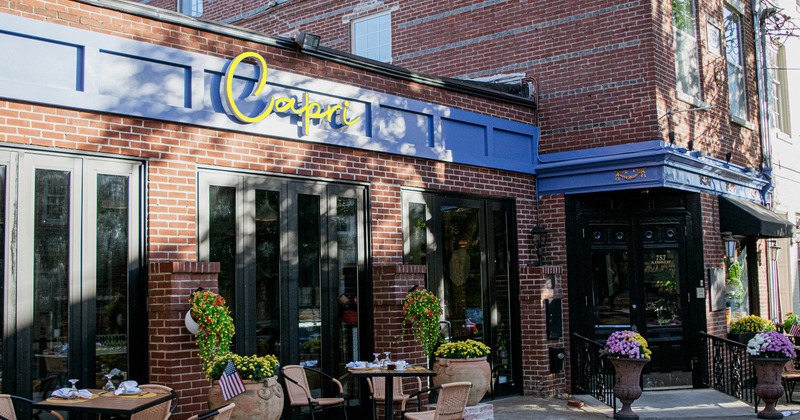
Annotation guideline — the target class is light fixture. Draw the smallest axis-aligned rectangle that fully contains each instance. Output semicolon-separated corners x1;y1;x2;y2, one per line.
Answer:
531;225;548;266
687;140;694;151
295;32;321;51
725;152;732;163
769;239;781;262
722;232;737;260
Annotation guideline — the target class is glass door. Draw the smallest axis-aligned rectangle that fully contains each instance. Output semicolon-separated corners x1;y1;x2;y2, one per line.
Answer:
10;153;142;400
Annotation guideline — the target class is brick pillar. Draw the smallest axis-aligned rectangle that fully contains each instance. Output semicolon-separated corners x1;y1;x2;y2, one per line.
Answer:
372;265;428;367
520;265;568;397
147;261;220;418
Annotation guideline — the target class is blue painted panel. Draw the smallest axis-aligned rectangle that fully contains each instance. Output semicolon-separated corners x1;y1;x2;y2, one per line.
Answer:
494;128;534;162
442;118;486;161
0;32;82;91
375;106;435;158
0;13;539;174
98;51;190;108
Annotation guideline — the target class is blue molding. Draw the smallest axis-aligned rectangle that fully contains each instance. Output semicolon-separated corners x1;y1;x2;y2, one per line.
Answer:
536;140;769;202
0;13;538;174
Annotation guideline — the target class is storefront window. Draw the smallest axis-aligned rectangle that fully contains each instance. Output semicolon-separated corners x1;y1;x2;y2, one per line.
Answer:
256;190;280;357
727;247;749;321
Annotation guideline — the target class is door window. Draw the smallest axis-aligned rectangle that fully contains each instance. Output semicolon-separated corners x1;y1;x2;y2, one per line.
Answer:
1;152;142;398
198;172;367;386
591;251;631;327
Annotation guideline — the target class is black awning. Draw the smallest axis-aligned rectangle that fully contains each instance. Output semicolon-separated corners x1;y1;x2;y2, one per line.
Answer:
719;196;794;238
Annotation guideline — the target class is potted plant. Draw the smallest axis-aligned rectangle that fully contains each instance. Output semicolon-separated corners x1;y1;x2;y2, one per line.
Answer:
431;339;491;406
401;288;442;357
603;330;651;420
729;315;775;344
782;312;798;334
189;290;283;420
747;331;797;419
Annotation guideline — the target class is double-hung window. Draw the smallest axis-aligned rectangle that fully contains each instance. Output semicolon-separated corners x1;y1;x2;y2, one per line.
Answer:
770;46;792;136
673;0;701;102
352;12;392;62
724;6;747;121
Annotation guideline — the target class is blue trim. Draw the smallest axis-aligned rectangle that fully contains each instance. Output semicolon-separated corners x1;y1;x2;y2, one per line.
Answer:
537;140;769;202
0;13;538;174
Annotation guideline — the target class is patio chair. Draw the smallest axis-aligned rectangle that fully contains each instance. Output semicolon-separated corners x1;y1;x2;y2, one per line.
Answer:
282;365;349;420
400;382;471;420
366;376;423;419
783;361;800;403
0;394;64;420
186;403;235;420
131;384;176;420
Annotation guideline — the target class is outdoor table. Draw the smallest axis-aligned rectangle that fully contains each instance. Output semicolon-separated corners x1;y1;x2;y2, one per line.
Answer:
347;365;435;420
32;388;175;419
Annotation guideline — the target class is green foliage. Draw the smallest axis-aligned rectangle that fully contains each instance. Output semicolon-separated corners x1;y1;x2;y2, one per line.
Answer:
730;315;776;334
434;339;491;359
190;290;236;378
402;289;442;356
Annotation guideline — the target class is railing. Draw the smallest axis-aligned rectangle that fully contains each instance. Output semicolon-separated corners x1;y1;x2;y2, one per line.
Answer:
698;331;757;407
571;333;616;411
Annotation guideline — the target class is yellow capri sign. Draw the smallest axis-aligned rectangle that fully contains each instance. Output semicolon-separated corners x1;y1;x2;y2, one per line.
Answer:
223;52;361;135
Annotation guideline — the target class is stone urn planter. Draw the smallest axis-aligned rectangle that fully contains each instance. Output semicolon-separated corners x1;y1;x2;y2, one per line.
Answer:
752;357;789;419
610;357;650;420
432;356;490;406
208;377;284;420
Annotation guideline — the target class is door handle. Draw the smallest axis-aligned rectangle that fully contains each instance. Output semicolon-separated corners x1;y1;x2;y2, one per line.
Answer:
632;304;637;309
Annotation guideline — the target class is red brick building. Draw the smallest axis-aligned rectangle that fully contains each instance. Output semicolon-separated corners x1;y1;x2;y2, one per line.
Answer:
146;0;795;396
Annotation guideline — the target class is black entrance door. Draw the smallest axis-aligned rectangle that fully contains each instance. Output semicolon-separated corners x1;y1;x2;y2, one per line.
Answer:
568;190;705;388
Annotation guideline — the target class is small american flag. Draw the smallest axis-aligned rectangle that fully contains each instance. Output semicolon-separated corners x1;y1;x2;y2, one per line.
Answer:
790;317;800;337
219;359;245;401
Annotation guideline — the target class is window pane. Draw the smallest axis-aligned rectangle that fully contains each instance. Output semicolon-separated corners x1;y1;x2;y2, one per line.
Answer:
407;202;427;265
725;7;746;120
643;250;681;326
675;31;700;98
592;251;630;327
336;197;358;365
95;174;129;387
298;194;321;365
672;0;696;33
256;190;280;358
0;167;4;392
442;205;482;340
209;186;237;351
33;169;70;398
353;14;391;61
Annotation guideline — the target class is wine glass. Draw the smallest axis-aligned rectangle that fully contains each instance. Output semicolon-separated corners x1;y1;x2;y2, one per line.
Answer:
372;352;380;366
383;351;391;365
103;374;116;393
68;379;79;400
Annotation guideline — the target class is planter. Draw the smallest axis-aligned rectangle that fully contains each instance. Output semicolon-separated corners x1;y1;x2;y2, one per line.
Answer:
208;377;284;420
752;357;789;419
610;357;650;420
728;332;756;345
185;310;199;335
432;356;490;406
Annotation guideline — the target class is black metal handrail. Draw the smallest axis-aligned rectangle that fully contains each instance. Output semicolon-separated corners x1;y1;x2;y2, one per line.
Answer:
571;333;616;411
698;331;757;407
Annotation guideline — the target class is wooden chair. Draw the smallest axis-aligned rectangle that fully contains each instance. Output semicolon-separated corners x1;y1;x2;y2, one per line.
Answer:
186;403;235;420
282;365;349;420
400;382;471;420
782;361;800;403
0;394;64;420
131;384;176;420
366;377;423;419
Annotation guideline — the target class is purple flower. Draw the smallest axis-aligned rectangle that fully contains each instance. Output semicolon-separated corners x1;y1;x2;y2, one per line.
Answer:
604;330;651;359
747;331;797;359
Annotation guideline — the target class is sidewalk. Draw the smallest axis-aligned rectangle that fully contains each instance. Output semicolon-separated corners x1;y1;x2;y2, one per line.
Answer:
491;389;800;418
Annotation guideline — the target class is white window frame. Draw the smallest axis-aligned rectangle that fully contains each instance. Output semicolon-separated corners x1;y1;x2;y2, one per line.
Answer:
673;0;702;104
724;5;748;122
179;0;203;17
770;46;792;137
351;12;392;63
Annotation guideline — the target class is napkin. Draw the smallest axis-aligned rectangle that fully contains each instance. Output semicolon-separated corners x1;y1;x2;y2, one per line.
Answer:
52;388;93;399
114;380;140;395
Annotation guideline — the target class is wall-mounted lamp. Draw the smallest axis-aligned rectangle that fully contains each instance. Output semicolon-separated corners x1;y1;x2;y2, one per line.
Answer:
722;232;737;260
531;225;548;266
769;239;781;262
295;32;321;51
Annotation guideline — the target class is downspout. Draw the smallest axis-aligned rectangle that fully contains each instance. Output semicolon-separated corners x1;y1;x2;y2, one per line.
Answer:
752;0;774;205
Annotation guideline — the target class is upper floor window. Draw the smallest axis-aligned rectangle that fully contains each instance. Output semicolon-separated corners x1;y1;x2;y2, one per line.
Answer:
352;12;392;62
673;0;701;101
179;0;203;17
724;6;747;121
770;46;792;137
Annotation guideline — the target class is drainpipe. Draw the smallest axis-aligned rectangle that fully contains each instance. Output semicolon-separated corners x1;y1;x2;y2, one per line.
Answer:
752;0;775;205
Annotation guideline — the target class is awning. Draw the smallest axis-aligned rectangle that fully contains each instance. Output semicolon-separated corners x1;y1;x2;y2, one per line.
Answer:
719;196;794;238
